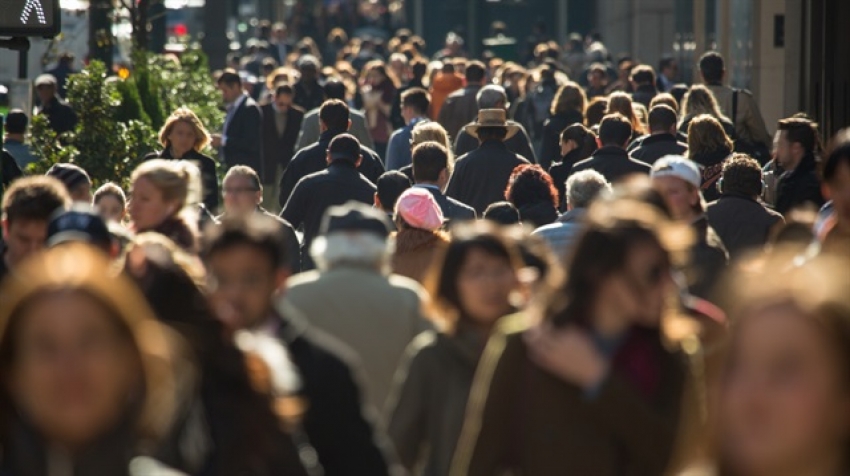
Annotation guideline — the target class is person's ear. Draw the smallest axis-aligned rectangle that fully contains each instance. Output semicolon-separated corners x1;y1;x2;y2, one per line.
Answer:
822;183;832;201
273;268;291;295
355;155;363;168
439;168;449;184
374;193;381;209
347;119;352;131
1;218;8;239
326;153;333;165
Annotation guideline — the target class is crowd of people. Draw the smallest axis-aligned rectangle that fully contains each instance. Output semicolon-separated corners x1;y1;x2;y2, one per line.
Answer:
1;20;850;476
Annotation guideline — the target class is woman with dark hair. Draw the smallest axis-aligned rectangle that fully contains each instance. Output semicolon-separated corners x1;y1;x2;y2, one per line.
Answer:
687;114;734;201
677;255;850;476
451;197;695;476
0;244;187;475
539;82;587;170
386;223;524;476
549;124;599;211
505;164;560;228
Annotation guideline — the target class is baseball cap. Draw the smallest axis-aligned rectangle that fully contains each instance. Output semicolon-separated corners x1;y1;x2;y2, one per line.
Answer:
651;155;702;188
46;205;113;251
328;134;361;162
321;201;392;239
34;74;57;88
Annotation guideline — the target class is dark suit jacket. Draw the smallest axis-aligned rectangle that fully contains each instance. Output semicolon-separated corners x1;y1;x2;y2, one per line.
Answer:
261;104;304;184
454;120;537;164
415;185;477;223
629;133;688;166
437;85;482;142
569;146;651;184
223;95;263;175
446;140;530;215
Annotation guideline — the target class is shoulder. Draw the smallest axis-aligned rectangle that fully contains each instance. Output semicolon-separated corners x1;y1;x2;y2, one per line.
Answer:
286;270;323;290
143;151;163;161
388;274;427;300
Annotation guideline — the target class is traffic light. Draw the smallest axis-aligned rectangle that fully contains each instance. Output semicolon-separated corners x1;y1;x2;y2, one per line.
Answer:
0;0;61;38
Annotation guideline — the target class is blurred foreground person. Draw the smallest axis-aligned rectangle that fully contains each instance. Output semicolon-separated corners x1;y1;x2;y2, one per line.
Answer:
451;197;694;476
203;215;396;475
773;117;825;215
819;129;850;256
93;182;128;224
0;245;186;475
391;187;449;284
46;163;93;203
0;176;71;283
129;159;202;253
283;202;430;409
680;255;850;476
386;223;524;475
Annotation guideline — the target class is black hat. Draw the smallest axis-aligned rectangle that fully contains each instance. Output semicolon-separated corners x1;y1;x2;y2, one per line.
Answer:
46;205;112;250
4;109;28;134
320;201;391;238
328;133;361;162
46;163;92;191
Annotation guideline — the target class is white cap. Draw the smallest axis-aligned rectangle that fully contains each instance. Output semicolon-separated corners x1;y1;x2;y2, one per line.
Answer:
651;155;702;188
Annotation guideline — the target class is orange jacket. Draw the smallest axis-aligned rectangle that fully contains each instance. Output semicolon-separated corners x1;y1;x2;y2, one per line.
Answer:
429;72;465;119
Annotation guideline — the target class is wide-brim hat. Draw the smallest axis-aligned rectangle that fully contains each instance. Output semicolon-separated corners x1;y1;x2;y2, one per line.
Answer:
464;109;520;140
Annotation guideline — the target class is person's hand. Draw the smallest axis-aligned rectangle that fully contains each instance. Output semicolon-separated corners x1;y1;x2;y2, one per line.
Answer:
524;323;609;391
211;134;223;148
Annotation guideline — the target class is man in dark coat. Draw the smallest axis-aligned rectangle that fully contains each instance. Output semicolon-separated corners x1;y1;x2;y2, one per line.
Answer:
296;80;374;150
446;109;530;215
773;117;825;215
629;65;658;109
279;100;384;208
629;105;688;165
707;154;784;259
34;74;77;134
203;214;398;476
570;114;651;183
293;55;325;113
453;85;537;163
212;70;263;176
411;141;476;223
437;61;486;142
261;84;304;211
280;134;378;270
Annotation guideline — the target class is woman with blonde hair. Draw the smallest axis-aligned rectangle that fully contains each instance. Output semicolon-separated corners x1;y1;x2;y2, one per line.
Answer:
687;114;735;201
606;91;647;138
396;121;456;180
129;159;202;253
540;82;587;170
145;107;219;213
679;85;736;140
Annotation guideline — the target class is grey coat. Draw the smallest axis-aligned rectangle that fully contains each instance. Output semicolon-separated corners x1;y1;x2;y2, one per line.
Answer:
295;107;375;151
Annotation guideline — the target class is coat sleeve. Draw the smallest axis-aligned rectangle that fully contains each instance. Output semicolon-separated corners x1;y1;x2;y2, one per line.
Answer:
539;123;560;171
384;335;434;470
280;220;302;274
385;131;404;171
278;156;303;208
227;105;263;158
280;181;307;230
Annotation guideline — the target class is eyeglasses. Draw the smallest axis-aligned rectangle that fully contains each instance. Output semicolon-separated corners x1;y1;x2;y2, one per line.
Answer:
223;187;260;195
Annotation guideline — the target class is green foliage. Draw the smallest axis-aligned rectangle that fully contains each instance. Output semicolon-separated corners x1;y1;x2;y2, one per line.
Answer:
115;77;151;126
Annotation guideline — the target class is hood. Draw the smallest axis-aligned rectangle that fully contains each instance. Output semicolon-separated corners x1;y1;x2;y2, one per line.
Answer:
394;228;449;254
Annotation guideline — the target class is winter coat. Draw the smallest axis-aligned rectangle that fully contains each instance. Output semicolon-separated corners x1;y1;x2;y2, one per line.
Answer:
454;121;537;164
775;153;824;215
533;208;587;261
539;110;585;171
688;216;729;301
450;315;688;476
386;326;487;476
437;85;482;142
446;140;530;215
221;95;263;175
550;148;594;211
260;103;304;183
706;194;783;259
569;146;651;184
283;267;431;409
706;84;772;147
296;107;375;151
516;201;559;229
689;146;732;202
429;73;465;123
629;133;688;166
392;228;450;284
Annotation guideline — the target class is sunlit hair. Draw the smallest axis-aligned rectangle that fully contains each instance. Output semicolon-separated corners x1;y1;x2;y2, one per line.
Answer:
505;164;559;209
650;92;680;114
93;182;127;209
158;107;211;151
131;159;202;215
687;114;733;157
681;85;729;123
411;121;454;171
550;81;587;117
586;97;609;127
310;232;394;274
606;92;646;134
423;221;524;334
361;60;400;89
0;244;183;445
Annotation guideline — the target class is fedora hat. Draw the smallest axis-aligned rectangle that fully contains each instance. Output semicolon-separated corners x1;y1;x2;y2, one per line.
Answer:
464;109;520;140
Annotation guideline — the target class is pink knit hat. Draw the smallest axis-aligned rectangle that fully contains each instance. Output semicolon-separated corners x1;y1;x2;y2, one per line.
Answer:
395;188;445;231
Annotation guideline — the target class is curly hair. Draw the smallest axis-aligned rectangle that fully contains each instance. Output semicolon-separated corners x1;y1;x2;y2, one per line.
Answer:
505;164;559;209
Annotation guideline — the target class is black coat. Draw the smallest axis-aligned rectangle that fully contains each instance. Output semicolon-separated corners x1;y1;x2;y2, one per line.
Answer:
706;194;783;259
278;129;385;208
36;96;77;134
517;201;559;228
274;312;396;476
629;133;688;166
280;161;377;270
1;150;23;192
689;216;729;301
293;79;325;112
569;146;651;184
539;110;584;171
145;149;220;214
454;121;537;164
416;185;477;223
775;154;824;215
223;96;263;175
446;140;530;215
550;148;595;212
261;104;304;184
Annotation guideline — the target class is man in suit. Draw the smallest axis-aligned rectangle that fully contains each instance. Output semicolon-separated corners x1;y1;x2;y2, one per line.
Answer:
411;141;476;223
296;80;374;150
212;70;263;177
570;114;650;183
261;84;304;211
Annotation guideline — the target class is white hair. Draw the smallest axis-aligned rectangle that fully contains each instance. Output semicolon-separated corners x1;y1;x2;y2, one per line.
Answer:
310;231;395;273
565;169;611;209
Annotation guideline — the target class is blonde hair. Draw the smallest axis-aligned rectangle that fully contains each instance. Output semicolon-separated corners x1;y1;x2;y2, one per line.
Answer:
687;114;733;157
681;85;728;122
159;107;211;151
411;121;454;170
606;92;646;134
131;159;202;215
550;81;587;117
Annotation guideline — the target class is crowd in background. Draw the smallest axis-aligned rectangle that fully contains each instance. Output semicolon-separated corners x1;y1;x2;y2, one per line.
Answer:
1;17;850;476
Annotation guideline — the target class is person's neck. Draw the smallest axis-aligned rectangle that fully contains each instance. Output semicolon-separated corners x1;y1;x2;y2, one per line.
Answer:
169;147;192;159
592;303;631;339
786;154;806;172
5;133;24;142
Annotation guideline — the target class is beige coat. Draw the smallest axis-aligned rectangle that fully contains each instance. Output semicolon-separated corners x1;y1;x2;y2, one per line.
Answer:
706;84;773;146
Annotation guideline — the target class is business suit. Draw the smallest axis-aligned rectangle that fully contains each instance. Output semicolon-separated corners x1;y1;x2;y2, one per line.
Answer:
222;94;263;176
261;103;304;184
